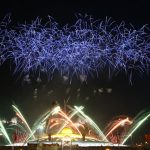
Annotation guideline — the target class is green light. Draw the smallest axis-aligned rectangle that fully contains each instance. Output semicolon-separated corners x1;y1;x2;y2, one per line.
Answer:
0;120;12;145
122;112;150;144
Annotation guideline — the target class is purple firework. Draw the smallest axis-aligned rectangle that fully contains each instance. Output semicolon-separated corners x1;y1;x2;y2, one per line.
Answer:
0;15;150;81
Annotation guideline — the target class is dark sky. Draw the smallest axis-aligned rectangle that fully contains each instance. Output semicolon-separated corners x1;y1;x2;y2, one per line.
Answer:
0;0;150;133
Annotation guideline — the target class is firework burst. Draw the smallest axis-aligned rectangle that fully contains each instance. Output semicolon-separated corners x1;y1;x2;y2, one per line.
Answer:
0;15;150;81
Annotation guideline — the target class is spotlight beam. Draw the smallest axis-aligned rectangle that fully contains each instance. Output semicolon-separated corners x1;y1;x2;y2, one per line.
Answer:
74;106;108;142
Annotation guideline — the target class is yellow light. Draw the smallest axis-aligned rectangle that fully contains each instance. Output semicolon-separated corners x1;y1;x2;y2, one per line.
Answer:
61;128;73;135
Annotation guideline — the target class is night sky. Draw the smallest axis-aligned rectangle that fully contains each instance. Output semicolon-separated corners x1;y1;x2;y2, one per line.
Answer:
0;0;150;135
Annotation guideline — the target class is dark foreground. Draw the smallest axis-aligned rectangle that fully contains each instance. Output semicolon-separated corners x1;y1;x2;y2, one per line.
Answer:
0;144;149;150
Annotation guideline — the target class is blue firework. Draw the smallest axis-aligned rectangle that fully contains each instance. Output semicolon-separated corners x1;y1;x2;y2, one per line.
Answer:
0;15;150;81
